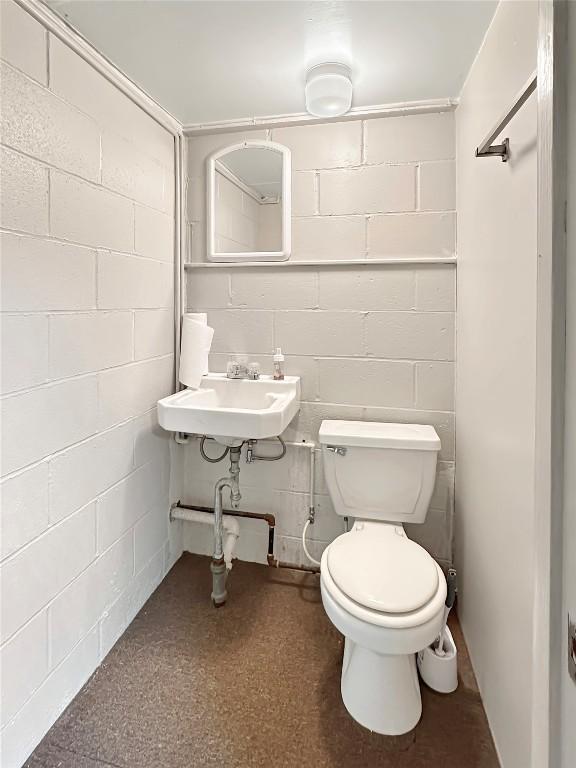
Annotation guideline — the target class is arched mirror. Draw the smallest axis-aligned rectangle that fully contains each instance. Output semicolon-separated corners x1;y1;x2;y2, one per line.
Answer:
206;140;291;262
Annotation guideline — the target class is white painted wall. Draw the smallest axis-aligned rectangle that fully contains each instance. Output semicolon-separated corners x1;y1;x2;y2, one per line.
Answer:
561;3;576;764
183;114;457;567
0;3;179;765
455;2;538;766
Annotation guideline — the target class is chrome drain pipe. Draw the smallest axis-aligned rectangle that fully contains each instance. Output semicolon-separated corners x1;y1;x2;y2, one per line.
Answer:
210;445;241;607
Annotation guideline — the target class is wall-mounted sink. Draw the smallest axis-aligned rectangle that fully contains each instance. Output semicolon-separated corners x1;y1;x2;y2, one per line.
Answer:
157;374;300;445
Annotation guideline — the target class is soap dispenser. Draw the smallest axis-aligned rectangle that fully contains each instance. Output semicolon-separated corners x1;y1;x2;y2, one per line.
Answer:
273;348;285;380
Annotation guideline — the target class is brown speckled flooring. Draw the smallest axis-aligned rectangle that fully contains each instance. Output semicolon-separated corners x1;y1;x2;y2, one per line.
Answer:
27;553;499;768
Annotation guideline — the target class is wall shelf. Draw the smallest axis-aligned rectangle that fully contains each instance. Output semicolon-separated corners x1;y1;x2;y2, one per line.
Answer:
184;257;457;270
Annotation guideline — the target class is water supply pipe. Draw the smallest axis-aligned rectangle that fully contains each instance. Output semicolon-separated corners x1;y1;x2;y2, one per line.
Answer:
176;435;319;577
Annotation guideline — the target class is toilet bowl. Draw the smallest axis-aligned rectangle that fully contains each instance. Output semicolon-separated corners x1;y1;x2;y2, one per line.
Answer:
318;420;446;735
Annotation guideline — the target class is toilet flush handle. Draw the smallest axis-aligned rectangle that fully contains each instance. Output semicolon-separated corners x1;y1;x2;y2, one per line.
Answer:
326;445;347;456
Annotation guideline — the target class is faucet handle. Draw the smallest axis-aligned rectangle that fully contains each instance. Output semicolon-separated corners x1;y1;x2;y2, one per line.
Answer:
227;360;245;378
247;362;261;380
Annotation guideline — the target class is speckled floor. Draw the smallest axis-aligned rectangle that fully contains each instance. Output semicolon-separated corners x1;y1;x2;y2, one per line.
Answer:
26;553;499;768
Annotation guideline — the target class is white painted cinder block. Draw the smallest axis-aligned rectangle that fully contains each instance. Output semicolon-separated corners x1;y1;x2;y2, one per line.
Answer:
276;492;339;546
319;164;416;215
0;147;49;235
231;270;318;310
0;233;96;312
275;311;364;357
0;502;97;643
406;507;453;562
187;271;230;310
97;251;173;310
101;131;167;212
292;171;317;216
364;112;455;164
367;212;456;258
318;358;414;408
0;1;47;84
1;376;98;476
311;494;345;543
365;312;455;361
0;610;49;728
272;121;362;170
318;268;414;310
415;266;456;311
48;420;135;524
0;463;49;561
419;161;456;211
1;314;49;394
49;312;133;379
134;309;173;361
134;504;169;573
277;534;328;568
429;461;455;512
48;36;174;168
96;457;168;553
98;355;173;432
207;310;273;354
415;362;455;411
135;205;174;262
292;215;365;260
133;409;170;468
0;62;100;181
50;172;135;252
0;626;99;768
0;19;177;764
49;531;134;668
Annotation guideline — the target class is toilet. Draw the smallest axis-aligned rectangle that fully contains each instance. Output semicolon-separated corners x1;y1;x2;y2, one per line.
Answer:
319;420;447;736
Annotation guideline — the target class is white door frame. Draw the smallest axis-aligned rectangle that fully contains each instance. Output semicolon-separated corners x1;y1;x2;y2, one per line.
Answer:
532;1;568;766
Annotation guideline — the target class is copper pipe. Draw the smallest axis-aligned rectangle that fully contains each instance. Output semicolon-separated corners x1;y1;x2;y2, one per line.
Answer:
175;502;278;566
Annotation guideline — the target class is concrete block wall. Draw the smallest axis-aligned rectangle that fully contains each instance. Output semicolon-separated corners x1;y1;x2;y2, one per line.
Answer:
0;3;178;765
183;112;456;568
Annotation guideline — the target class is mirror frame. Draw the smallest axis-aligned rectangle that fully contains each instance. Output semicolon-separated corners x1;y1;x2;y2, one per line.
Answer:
206;140;291;262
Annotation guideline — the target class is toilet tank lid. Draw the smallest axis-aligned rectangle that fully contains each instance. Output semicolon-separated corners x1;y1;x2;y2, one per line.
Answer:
319;421;441;450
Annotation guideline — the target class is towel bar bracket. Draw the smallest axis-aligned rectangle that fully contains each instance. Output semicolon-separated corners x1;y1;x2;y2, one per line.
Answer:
475;138;510;162
474;72;536;163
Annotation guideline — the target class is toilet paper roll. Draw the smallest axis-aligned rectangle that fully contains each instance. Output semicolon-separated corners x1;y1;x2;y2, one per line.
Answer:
186;312;208;326
179;314;214;389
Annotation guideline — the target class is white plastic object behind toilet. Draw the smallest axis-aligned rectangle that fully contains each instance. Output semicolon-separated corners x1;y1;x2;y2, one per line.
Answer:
417;626;458;694
318;420;445;735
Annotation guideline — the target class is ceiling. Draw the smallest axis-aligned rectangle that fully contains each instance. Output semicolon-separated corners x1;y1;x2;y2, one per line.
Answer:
47;0;497;126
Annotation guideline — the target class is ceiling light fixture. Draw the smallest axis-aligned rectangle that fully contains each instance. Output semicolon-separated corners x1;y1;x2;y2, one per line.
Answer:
305;63;353;118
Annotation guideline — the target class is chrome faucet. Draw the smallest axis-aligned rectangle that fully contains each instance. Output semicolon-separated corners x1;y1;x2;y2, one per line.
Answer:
226;359;260;380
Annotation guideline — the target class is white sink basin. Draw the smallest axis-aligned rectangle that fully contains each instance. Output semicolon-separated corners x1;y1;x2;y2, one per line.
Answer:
157;373;300;444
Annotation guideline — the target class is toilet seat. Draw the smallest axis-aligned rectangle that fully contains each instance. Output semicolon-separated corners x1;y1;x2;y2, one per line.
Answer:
326;523;439;614
321;525;447;630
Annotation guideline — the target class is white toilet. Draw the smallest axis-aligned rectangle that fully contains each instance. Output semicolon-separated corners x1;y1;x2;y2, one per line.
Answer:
319;420;447;736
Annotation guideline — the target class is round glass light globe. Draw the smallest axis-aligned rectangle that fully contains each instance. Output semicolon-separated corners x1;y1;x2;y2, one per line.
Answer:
305;63;353;118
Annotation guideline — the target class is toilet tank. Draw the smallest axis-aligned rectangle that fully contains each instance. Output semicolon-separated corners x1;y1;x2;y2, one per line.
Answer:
319;420;440;523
